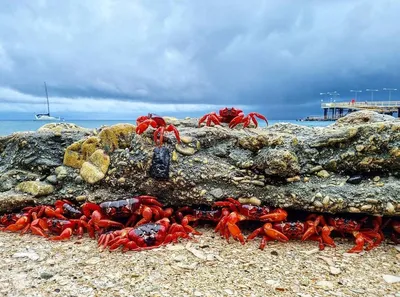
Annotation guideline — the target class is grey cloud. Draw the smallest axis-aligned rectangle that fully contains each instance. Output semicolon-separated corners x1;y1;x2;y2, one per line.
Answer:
0;0;399;119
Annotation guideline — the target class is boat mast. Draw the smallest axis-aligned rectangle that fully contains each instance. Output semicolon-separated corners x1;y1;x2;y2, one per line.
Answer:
44;81;50;115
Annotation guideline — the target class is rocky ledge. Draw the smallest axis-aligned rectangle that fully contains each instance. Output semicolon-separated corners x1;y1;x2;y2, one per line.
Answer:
0;111;399;216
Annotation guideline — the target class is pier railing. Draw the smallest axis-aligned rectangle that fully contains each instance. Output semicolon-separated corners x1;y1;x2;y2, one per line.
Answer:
321;101;400;111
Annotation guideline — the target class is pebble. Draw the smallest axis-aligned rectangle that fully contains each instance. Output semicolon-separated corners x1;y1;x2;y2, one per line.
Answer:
373;176;380;182
316;170;330;178
40;272;54;280
85;257;101;265
316;280;334;290
386;202;395;213
313;200;323;208
383;275;400;284
286;175;300;182
175;144;196;156
330;266;341;275
346;175;363;184
12;250;40;261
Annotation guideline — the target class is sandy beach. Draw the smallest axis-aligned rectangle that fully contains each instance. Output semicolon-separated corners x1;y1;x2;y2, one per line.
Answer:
0;227;399;297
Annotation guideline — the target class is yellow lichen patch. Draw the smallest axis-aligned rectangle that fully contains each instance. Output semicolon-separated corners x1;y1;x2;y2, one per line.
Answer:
389;147;400;158
80;162;105;184
81;136;101;160
89;149;110;174
239;135;284;152
63;140;86;169
98;123;136;153
79;149;110;184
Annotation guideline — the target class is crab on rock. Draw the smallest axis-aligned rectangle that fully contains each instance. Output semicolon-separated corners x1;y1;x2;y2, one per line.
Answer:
136;113;181;146
198;107;268;128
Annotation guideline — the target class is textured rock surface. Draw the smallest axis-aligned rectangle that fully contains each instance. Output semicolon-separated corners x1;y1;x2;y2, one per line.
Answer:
0;111;399;215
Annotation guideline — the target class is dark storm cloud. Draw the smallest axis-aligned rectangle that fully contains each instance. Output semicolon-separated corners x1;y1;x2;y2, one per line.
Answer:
0;0;399;119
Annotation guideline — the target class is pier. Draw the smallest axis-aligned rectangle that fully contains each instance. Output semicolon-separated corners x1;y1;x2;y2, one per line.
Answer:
321;100;400;120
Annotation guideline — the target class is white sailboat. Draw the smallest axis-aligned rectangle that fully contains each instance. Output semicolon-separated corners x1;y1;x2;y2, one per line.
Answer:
35;82;61;121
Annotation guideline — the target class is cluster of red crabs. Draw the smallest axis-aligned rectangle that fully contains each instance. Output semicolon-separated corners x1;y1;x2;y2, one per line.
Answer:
0;196;399;253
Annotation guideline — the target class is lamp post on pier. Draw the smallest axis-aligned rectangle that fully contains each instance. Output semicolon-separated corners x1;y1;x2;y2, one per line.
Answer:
350;89;362;102
366;89;379;102
383;88;397;104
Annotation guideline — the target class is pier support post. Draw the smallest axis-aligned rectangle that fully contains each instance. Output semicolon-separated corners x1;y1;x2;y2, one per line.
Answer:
398;108;400;118
324;108;328;120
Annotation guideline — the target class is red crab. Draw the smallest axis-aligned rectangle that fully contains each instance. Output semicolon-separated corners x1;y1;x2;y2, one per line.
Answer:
247;215;326;250
46;218;90;240
306;215;383;253
382;218;400;244
136;113;181;146
174;206;230;235
1;203;69;235
213;198;287;244
97;218;190;252
198;107;268;128
81;196;172;238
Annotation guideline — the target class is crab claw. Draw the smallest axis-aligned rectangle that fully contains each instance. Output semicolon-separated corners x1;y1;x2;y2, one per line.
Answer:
198;112;221;127
136;119;158;135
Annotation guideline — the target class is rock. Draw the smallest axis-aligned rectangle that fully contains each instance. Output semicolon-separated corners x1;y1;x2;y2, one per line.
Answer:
80;162;105;184
38;123;90;134
98;123;136;153
149;147;170;180
15;181;54;197
40;272;54;279
55;166;68;180
88;149;110;174
334;110;396;126
316;170;330;178
373;176;381;182
382;275;400;284
254;148;300;177
315;280;334;290
346;175;363;184
46;175;58;184
1;111;400;215
0;191;35;213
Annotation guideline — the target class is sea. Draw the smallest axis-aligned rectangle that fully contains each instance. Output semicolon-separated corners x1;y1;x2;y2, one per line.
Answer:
0;120;332;137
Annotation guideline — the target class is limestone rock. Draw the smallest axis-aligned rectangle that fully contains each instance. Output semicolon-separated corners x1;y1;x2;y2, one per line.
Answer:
333;110;398;126
0;191;35;213
79;149;110;184
37;123;91;134
88;150;110;174
254;148;300;177
98;123;136;153
80;162;105;184
15;181;54;197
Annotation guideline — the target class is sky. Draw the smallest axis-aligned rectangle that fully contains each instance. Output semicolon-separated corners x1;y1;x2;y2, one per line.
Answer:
0;0;400;120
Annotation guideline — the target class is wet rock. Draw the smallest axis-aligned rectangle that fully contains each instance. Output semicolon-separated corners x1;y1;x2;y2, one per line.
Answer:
149;147;170;180
15;181;54;197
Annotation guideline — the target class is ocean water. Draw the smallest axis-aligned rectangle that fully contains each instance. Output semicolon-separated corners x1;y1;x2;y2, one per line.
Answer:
0;119;332;137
